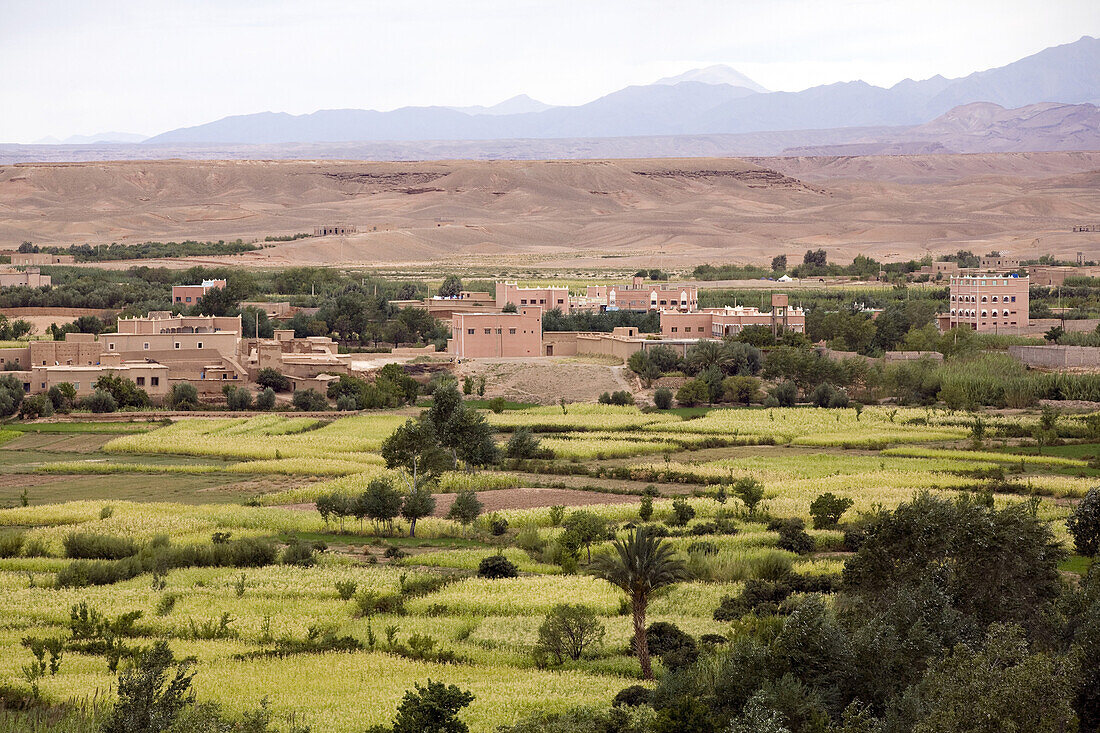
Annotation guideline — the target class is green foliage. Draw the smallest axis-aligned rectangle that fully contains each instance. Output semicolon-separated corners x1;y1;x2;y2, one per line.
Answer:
732;477;765;516
0;373;26;416
81;389;118;414
598;390;634;406
653;387;673;410
446;490;483;527
770;518;815;555
562;511;611;563
542;308;661;334
102;641;195;733
255;368;292;393
1067;487;1100;557
166;383;199;411
504;428;546;459
390;679;474;733
93;374;150;409
437;275;463;298
222;385;253;411
533;604;606;666
668;497;696;527
809;493;854;529
769;380;798;407
400;486;436;538
291;389;328;411
255;387;276;411
478;553;519;579
63;532;139;560
19;394;54;420
676;379;711;407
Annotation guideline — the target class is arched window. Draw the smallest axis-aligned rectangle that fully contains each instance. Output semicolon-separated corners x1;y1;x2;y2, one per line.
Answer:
981;296;987;302
991;296;999;302
991;309;998;317
981;310;988;317
950;309;956;315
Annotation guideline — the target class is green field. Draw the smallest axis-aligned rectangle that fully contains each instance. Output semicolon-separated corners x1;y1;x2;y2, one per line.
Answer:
0;405;1092;731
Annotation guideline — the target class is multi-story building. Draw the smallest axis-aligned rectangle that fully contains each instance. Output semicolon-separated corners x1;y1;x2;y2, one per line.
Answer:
660;295;805;337
449;307;543;357
172;279;226;306
495;283;570;314
980;254;1020;270
943;272;1029;332
601;277;698;312
0;268;51;288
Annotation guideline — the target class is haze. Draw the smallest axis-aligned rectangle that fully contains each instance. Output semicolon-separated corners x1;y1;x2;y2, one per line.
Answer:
4;0;1098;143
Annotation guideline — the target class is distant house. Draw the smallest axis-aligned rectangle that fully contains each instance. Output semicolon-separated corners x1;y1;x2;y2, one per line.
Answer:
172;279;226;305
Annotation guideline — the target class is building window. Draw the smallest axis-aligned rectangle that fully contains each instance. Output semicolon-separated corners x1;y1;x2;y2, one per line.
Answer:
467;329;474;335
1011;296;1016;302
151;377;159;386
484;328;491;334
186;297;192;302
495;328;502;334
671;327;678;333
521;299;527;305
557;299;564;304
73;382;79;390
174;342;181;349
509;328;516;335
136;377;145;386
143;343;149;350
22;383;29;393
108;343;114;350
197;342;203;349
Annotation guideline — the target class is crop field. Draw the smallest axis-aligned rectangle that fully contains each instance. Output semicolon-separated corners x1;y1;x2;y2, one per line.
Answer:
0;403;1092;731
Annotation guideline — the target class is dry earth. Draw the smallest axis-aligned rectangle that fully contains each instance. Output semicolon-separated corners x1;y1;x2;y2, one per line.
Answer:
453;357;637;404
3;153;1099;269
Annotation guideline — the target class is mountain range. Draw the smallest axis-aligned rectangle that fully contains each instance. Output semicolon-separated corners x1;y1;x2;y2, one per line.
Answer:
144;35;1099;145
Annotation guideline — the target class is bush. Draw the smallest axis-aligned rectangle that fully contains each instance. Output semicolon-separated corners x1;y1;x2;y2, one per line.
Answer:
809;492;854;529
336;394;358;411
488;515;509;536
504;428;546;459
47;383;76;413
63;532;139;560
1067;487;1100;557
255;387;276;411
478;553;519;579
354;589;404;617
335;580;359;601
0;374;24;417
769;380;798;407
390;679;474;733
613;685;652;708
81;389;118;413
645;621;698;669
18;393;54;419
167;383;200;411
675;379;710;406
487;396;506;413
94;374;150;409
770;518;815;555
223;385;253;411
256;368;292;392
280;540;316;566
668;497;696;526
0;531;24;558
598;390;635;406
292;388;328;411
653;387;673;410
533;604;605;666
722;375;760;405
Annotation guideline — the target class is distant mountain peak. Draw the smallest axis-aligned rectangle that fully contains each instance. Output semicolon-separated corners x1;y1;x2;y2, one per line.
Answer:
449;94;554;116
654;65;769;93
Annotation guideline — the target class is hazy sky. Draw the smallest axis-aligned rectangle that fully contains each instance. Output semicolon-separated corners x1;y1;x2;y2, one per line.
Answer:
3;0;1097;142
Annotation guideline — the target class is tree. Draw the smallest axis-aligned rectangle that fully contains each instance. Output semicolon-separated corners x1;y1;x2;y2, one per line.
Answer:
913;625;1078;733
360;478;403;534
102;641;195;733
809;492;854;529
590;528;689;679
401;486;436;538
18;394;53;420
167;383;200;411
47;383;76;413
223;385;253;411
1045;325;1065;343
81;389;118;413
447;490;483;528
653;387;673;410
391;679;475;733
292;389;328;411
627;350;661;386
478;552;519;579
803;249;827;268
676;379;710;407
533;604;606;666
562;511;610;563
255;387;276;411
771;255;787;272
504;428;544;459
733;477;765;517
437;275;463;298
94;374;150;409
769;381;798;407
382;419;450;496
1067;487;1100;557
256;368;292;393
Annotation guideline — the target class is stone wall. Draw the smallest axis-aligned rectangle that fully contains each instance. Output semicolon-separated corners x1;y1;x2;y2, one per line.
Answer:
1008;345;1100;369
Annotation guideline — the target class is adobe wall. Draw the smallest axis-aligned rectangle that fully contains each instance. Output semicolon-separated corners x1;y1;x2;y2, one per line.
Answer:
1008;345;1100;369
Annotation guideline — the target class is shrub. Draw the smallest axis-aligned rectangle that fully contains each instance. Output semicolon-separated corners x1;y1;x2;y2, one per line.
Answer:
223;386;253;411
504;428;546;459
63;532;139;560
256;368;292;392
102;641;195;733
675;379;710;407
733;477;765;516
599;390;635;406
94;374;150;409
81;389;118;413
384;545;409;559
335;581;358;601
0;531;24;558
18;394;54;419
488;515;510;536
167;383;200;411
645;621;697;669
390;679;474;733
488;396;506;413
255;387;276;411
770;518;815;555
769;380;798;407
548;505;566;526
809;492;854;529
722;375;761;405
639;495;653;522
292;389;328;411
613;685;652;708
336;394;358;411
668;497;696;526
478;553;519;579
446;490;483;527
354;589;404;617
0;374;24;416
653;387;673;410
1067;487;1100;557
533;604;606;666
47;383;76;413
280;540;316;566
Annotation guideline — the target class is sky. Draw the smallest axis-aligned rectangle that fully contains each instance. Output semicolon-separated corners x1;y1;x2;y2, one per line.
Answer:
2;0;1098;142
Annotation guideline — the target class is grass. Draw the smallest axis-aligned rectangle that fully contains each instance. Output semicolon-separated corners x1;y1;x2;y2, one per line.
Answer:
1059;555;1095;576
6;421;165;434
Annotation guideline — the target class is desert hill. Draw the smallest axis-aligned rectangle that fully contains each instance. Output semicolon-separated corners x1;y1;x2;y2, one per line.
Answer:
2;153;1099;270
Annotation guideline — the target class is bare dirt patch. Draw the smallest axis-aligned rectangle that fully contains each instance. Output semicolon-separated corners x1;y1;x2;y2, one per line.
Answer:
454;358;637;405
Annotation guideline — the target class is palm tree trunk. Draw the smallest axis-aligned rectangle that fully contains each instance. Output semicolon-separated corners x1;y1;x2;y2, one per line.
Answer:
632;593;652;680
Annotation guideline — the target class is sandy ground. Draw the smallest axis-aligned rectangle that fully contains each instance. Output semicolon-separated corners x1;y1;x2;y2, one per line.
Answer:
3;153;1099;269
453;357;637;404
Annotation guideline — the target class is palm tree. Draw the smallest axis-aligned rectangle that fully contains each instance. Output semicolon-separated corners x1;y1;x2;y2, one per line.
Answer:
590;528;689;679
